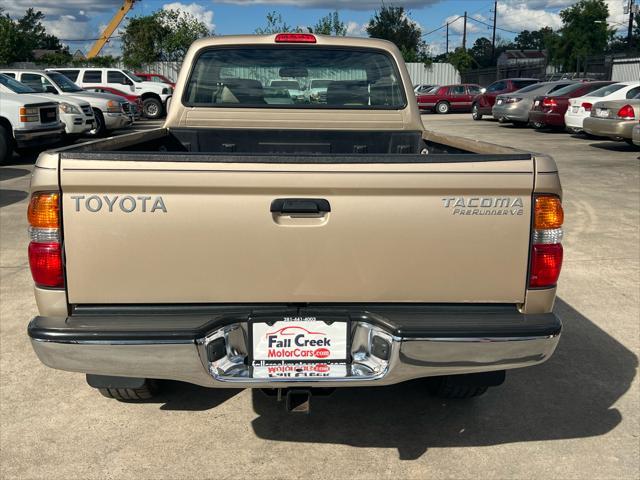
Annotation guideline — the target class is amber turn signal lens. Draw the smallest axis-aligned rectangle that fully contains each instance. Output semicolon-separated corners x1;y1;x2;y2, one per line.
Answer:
28;192;60;228
534;195;563;229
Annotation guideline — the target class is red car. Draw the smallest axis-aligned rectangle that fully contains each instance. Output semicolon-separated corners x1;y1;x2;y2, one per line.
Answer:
135;72;176;88
86;86;144;119
472;78;539;120
529;81;615;129
417;84;482;114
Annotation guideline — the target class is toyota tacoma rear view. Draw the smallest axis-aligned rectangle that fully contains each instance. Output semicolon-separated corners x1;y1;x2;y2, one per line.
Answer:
27;34;564;412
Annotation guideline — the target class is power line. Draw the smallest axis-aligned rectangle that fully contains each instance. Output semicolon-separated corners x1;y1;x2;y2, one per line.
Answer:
468;15;518;34
422;15;463;37
59;36;122;42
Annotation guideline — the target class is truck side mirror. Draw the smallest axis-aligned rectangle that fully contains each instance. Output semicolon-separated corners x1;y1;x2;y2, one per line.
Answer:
45;85;58;94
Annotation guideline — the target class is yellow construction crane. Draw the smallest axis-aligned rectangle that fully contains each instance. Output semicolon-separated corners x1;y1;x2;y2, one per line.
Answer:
87;0;136;58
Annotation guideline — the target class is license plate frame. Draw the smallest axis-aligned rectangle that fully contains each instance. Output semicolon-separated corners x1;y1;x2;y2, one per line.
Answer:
249;314;350;366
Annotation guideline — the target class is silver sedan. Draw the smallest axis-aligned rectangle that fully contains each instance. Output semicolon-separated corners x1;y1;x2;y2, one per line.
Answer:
492;81;577;125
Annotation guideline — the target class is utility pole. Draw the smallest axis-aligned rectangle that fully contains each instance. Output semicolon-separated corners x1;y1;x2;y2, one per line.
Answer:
446;22;449;54
627;0;635;47
491;1;497;61
462;11;467;51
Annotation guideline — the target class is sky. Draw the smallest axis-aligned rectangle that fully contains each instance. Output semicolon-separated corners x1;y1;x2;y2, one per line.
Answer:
2;0;631;57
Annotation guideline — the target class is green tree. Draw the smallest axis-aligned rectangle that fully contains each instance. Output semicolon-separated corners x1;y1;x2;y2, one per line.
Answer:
36;50;72;66
0;8;68;64
0;13;23;64
255;11;303;34
157;9;210;61
311;11;346;36
366;5;428;62
555;0;611;70
608;16;640;53
122;9;210;67
122;15;166;66
469;37;493;68
447;47;476;73
514;27;561;59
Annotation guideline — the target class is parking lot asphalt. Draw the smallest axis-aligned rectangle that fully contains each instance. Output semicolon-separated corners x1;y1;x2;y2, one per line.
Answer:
1;114;638;479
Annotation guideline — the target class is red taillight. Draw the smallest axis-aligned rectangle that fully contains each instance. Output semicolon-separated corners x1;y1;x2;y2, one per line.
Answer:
28;242;64;288
542;98;557;108
617;104;635;119
28;191;63;288
529;195;564;288
529;244;563;288
581;102;592;111
274;33;316;43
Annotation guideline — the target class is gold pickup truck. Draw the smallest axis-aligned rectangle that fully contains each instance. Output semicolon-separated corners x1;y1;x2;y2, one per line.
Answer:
27;34;564;412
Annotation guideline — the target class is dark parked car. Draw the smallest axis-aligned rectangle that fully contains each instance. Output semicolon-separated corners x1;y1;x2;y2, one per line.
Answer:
472;78;539;120
417;84;482;114
529;81;615;129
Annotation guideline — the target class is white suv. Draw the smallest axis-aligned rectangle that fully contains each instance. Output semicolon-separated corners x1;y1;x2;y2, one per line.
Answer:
50;68;172;119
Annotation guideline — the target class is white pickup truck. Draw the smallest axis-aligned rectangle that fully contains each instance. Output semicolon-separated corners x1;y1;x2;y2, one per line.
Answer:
0;73;94;139
27;34;563;413
50;68;172;119
0;84;64;163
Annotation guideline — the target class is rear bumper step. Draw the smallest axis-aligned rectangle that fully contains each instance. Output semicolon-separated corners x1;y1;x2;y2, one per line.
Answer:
28;306;561;388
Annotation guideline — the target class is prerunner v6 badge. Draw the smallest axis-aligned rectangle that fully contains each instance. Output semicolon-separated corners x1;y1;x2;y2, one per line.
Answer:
252;317;348;363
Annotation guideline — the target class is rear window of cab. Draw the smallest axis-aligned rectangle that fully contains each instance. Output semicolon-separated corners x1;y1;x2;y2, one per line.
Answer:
183;47;407;109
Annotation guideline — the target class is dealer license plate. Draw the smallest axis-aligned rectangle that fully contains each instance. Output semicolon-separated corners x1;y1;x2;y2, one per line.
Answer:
251;316;348;364
253;363;348;379
597;108;609;118
572;106;579;113
534;100;540;106
496;99;503;105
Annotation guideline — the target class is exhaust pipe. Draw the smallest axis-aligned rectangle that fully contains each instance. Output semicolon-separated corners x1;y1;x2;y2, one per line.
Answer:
285;389;311;414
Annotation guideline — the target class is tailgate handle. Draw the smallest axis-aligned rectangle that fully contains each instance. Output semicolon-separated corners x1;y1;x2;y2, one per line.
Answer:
270;198;331;215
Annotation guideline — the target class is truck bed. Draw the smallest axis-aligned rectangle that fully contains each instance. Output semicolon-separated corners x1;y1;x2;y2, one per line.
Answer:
63;127;530;158
52;127;537;306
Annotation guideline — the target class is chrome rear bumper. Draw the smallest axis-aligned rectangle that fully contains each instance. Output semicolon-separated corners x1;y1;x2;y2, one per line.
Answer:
29;306;561;388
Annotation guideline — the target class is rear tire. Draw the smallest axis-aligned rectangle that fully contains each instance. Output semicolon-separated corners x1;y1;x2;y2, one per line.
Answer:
436;101;450;114
532;121;545;129
0;125;12;165
426;371;505;399
98;379;159;401
471;104;482;120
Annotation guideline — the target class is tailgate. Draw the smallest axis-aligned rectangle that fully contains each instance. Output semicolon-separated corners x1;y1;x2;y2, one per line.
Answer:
60;156;534;304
